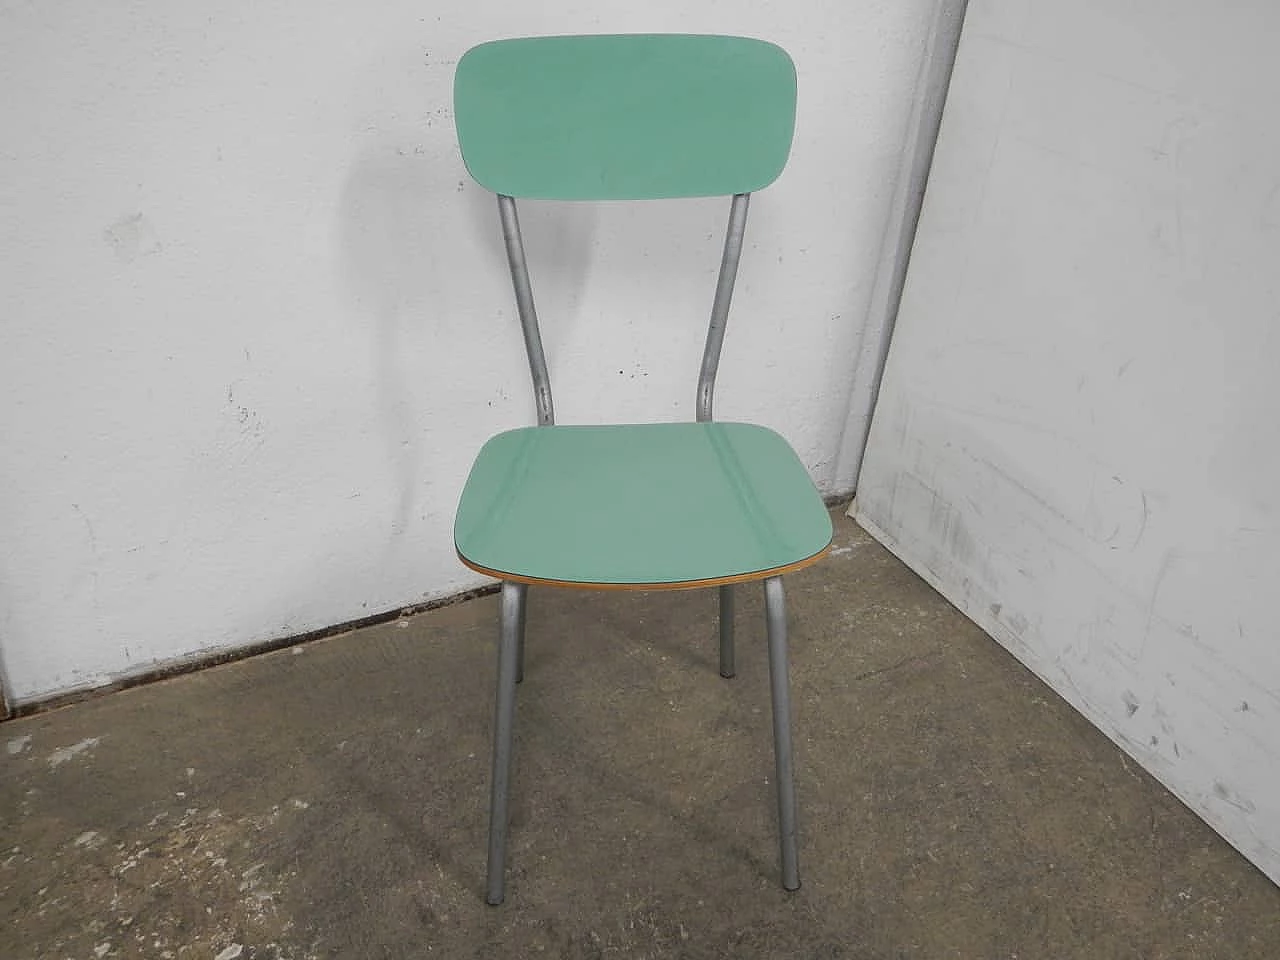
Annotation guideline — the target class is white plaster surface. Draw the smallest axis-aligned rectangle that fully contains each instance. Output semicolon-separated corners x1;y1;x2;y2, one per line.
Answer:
0;1;949;703
857;0;1280;882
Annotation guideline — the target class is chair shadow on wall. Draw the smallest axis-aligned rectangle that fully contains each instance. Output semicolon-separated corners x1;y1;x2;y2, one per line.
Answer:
337;141;597;539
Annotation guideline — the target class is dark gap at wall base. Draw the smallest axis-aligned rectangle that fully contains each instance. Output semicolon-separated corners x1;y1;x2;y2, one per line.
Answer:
3;583;502;723
2;492;853;723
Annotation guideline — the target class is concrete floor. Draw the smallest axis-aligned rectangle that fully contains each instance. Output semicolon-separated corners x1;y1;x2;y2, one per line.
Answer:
2;511;1277;959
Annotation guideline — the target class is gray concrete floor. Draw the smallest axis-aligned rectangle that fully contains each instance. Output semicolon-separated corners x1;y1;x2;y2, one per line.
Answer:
2;510;1277;959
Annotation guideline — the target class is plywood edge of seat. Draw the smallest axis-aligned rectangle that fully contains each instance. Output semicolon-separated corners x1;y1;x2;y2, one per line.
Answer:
455;539;833;591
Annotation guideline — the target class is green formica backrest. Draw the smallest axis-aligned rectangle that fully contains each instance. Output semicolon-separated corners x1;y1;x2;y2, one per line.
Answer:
454;34;797;200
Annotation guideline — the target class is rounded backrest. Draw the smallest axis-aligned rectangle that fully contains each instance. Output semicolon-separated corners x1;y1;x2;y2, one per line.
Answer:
454;34;797;200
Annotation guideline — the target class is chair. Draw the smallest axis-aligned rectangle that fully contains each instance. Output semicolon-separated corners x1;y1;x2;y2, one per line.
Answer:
452;34;832;904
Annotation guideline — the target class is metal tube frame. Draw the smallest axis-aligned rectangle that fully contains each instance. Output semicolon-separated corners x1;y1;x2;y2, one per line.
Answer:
698;197;751;691
696;192;750;424
764;575;800;890
486;581;527;905
514;590;528;684
718;584;736;679
498;191;751;428
487;192;802;898
498;195;555;426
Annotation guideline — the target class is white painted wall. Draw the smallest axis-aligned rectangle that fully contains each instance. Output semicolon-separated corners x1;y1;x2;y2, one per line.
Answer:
0;1;948;705
857;0;1280;882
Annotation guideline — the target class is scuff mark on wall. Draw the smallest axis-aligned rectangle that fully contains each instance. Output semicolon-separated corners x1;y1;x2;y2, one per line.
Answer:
103;213;162;263
1213;781;1256;815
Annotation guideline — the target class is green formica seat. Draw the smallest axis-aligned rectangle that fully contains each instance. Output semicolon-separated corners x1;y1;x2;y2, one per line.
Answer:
456;423;831;587
452;34;831;905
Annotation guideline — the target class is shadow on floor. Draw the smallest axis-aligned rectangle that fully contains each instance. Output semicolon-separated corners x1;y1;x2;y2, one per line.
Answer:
2;511;1277;958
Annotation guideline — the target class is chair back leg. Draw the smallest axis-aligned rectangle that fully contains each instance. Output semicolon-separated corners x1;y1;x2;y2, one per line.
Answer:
515;588;528;684
718;584;736;678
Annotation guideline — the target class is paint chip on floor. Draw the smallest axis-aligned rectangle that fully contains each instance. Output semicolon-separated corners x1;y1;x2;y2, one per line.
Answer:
48;737;102;768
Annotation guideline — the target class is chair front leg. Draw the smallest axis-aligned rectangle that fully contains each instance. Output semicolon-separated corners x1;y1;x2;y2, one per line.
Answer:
763;575;800;891
486;580;527;905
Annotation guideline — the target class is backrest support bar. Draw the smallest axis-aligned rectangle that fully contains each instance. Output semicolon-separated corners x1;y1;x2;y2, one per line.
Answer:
497;195;555;426
496;193;750;426
696;193;750;422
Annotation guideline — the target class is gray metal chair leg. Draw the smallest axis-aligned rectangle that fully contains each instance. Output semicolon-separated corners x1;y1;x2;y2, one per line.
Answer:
515;586;528;684
763;576;800;891
718;584;736;678
486;581;526;905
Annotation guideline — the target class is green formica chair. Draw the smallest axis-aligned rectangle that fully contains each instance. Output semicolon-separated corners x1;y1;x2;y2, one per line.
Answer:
452;34;832;904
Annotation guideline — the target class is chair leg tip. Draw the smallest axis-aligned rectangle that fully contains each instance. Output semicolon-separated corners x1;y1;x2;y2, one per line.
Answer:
486;893;505;906
719;669;736;680
783;879;801;892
